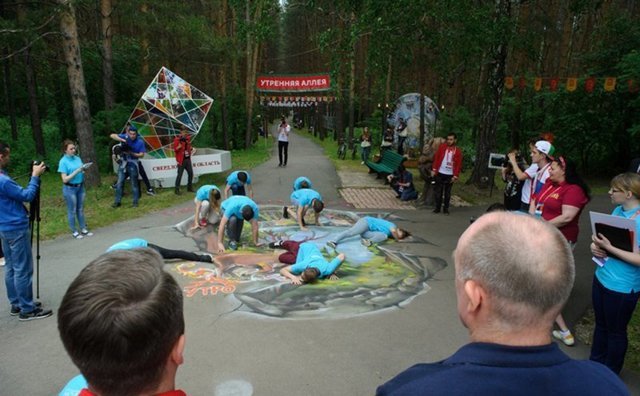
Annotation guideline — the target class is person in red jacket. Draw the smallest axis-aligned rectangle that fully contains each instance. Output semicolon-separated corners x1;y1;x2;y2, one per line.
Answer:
173;126;195;195
431;132;463;214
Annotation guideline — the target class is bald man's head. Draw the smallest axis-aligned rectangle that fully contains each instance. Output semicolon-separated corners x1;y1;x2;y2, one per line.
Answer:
455;212;574;327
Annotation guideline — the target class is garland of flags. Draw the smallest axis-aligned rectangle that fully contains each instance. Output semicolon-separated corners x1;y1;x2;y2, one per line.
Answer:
259;95;337;107
505;76;639;93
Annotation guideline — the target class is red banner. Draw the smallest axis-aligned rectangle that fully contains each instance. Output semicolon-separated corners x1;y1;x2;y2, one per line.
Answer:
256;74;331;92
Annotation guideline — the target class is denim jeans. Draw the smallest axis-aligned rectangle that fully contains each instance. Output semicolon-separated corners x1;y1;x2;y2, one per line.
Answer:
361;146;371;163
226;216;244;242
333;217;389;244
115;162;140;205
62;184;87;233
590;276;640;374
0;228;35;313
230;184;246;196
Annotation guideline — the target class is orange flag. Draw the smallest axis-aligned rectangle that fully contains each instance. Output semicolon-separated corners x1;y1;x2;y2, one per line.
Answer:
566;78;577;92
505;77;514;90
534;78;542;91
604;77;617;92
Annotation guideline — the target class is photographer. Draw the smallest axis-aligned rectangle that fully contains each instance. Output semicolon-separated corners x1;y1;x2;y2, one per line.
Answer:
0;141;53;321
110;124;146;208
501;149;527;211
173;126;195;195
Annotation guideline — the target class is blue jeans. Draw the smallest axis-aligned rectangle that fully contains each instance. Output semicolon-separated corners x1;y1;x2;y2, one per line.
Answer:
590;276;640;374
230;184;246;196
62;184;87;233
333;217;389;244
115;162;140;205
0;228;36;313
361;146;371;163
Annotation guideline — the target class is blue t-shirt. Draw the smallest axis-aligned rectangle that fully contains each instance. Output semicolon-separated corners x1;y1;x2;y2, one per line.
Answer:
226;171;251;187
58;155;84;184
293;176;312;191
0;172;39;232
289;242;343;278
118;133;146;163
107;238;148;252
196;185;220;201
595;205;640;293
366;216;395;237
290;189;322;207
221;196;259;220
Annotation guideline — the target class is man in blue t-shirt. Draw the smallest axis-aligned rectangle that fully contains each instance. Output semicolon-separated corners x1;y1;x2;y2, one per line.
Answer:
224;170;253;199
284;188;324;231
278;241;345;285
376;212;628;396
110;124;146;208
216;196;262;253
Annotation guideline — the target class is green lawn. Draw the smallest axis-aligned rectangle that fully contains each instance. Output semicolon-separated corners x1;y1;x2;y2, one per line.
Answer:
34;139;272;240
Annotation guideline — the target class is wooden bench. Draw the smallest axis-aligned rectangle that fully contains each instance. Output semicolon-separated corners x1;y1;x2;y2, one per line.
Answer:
365;150;405;178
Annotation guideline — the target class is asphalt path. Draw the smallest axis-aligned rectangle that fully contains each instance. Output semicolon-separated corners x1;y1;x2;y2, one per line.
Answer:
0;129;638;395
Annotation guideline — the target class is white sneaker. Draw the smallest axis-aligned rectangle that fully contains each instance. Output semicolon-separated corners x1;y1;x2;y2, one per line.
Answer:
81;229;93;237
0;257;5;266
552;330;575;346
72;231;84;239
361;238;372;247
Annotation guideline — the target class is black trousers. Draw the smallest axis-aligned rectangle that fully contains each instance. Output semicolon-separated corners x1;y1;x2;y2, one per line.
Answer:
434;173;454;210
226;216;244;242
175;157;193;190
148;243;210;262
278;141;289;165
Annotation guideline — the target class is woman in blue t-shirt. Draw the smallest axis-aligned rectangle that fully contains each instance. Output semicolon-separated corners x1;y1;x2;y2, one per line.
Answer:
327;216;411;248
58;140;92;239
590;172;640;374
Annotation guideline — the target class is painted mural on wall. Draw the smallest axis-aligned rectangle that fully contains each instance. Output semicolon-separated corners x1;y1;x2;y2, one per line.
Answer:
173;206;446;318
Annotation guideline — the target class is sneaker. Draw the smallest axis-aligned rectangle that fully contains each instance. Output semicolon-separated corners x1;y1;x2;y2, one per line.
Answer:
443;209;450;215
361;238;372;247
187;187;194;192
72;231;83;239
432;208;441;214
0;257;4;266
552;330;575;346
269;240;285;249
200;254;214;263
10;301;41;316
327;241;337;249
111;202;121;208
146;189;156;196
361;161;365;165
81;229;93;237
132;203;138;208
229;241;238;251
18;307;53;321
282;206;289;219
175;189;181;195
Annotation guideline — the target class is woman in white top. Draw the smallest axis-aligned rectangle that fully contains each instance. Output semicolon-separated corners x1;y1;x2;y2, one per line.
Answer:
277;116;290;167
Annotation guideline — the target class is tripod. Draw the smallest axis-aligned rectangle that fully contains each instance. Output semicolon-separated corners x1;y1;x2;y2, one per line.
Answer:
29;188;42;299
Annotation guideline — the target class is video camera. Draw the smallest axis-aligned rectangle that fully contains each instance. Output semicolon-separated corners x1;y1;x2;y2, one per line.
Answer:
488;151;523;169
32;160;49;172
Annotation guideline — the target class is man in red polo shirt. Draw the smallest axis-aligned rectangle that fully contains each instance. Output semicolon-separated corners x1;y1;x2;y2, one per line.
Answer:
174;126;195;195
431;132;463;215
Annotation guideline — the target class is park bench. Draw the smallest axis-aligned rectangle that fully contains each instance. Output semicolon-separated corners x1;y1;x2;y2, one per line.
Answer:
366;150;405;178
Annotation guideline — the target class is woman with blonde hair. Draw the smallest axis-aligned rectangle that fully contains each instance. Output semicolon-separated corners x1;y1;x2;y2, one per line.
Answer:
590;172;640;374
58;139;92;239
417;137;445;207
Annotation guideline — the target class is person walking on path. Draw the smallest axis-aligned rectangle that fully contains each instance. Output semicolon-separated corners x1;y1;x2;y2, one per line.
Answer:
276;241;345;285
590;173;640;374
58;139;93;239
0;141;53;321
377;212;628;396
277;117;290;167
432;133;463;215
224;170;254;199
174;126;195;195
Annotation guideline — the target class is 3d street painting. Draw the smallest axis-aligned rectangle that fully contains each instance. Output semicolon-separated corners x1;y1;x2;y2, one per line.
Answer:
173;205;446;318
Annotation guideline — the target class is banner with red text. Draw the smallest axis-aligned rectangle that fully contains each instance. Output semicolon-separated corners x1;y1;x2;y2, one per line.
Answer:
256;73;331;92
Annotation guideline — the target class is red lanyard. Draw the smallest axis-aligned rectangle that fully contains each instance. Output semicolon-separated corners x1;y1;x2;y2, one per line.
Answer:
537;184;562;206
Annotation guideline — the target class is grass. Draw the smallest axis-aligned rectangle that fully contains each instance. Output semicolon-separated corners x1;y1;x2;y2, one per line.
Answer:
33;138;273;240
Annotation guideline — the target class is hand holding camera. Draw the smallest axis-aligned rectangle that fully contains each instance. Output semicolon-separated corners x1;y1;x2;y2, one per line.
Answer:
32;161;48;177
